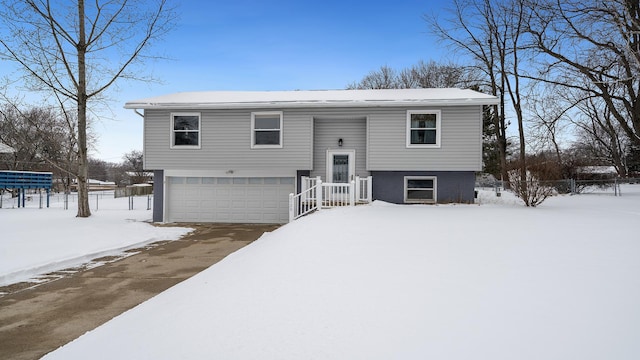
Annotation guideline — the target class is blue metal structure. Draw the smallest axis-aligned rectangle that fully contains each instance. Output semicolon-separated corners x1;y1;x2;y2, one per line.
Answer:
0;171;53;208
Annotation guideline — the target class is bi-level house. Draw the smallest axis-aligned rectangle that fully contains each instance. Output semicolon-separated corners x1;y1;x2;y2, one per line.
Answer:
124;88;499;224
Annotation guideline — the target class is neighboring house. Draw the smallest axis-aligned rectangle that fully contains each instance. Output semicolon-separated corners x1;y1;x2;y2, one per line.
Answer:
576;166;618;180
70;179;117;192
0;142;15;154
125;88;499;224
125;171;154;185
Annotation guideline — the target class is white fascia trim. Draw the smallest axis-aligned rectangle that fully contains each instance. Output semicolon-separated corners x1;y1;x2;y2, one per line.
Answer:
125;99;499;110
163;169;297;178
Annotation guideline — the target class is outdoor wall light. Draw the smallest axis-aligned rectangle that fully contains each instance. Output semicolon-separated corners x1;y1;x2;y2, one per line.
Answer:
338;138;343;147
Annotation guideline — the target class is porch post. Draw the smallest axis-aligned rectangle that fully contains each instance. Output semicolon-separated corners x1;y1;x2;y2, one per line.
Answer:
349;180;355;206
316;179;323;210
367;176;373;202
288;193;294;222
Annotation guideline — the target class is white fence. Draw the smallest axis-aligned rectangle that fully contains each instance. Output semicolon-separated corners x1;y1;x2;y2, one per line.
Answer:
289;176;372;222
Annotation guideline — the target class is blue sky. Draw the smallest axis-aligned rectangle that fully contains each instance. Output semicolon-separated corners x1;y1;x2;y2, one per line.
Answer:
6;0;455;162
146;0;445;92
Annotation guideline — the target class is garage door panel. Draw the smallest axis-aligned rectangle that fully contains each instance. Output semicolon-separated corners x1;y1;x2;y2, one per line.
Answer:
231;189;246;197
201;189;215;197
231;200;246;209
216;188;231;197
263;213;279;222
216;212;230;221
231;212;247;221
247;188;262;197
167;176;294;223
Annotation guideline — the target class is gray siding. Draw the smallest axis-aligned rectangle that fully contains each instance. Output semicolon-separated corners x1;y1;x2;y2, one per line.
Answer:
371;171;476;204
143;109;313;171
310;117;369;180
144;105;482;172
367;106;483;171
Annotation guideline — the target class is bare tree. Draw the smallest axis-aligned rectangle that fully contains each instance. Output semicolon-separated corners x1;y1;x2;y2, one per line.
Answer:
527;0;640;150
0;103;80;192
526;85;573;166
122;149;150;184
348;61;479;90
428;0;548;206
88;158;109;182
0;0;174;217
399;60;481;89
507;162;555;206
347;65;400;89
573;96;631;177
426;0;511;186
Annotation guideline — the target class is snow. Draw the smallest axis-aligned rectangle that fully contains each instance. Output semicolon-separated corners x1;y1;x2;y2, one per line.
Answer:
41;186;640;360
0;142;14;153
124;88;500;110
0;192;191;286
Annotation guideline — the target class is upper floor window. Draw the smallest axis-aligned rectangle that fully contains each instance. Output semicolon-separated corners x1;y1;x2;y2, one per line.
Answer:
251;112;283;148
406;110;441;148
171;112;200;148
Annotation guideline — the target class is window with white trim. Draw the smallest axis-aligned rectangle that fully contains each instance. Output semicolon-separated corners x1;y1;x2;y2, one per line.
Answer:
251;112;283;148
406;110;441;148
404;176;437;203
171;113;201;148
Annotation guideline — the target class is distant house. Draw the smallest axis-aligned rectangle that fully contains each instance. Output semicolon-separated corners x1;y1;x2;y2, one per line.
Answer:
125;171;153;185
125;89;499;223
576;166;618;180
70;179;117;192
0;142;15;154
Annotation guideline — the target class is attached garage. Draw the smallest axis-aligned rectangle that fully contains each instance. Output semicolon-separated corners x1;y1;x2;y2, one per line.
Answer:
166;176;294;223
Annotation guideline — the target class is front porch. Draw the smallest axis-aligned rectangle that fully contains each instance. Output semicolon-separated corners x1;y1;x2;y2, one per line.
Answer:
289;176;372;222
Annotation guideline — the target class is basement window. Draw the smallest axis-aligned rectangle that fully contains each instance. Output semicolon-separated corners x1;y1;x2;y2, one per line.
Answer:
404;176;437;203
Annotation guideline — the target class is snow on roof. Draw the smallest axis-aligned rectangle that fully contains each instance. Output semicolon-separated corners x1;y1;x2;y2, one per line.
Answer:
577;166;617;174
124;88;499;110
0;143;15;154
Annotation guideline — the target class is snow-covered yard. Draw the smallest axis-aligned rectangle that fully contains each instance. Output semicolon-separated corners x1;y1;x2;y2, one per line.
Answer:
0;192;191;287
37;186;639;360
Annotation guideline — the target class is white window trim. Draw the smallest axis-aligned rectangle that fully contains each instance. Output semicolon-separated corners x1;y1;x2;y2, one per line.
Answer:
404;176;437;203
406;110;441;148
251;111;283;149
170;112;201;149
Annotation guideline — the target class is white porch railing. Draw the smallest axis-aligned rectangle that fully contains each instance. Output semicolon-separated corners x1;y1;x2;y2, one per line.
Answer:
289;176;373;222
355;175;373;203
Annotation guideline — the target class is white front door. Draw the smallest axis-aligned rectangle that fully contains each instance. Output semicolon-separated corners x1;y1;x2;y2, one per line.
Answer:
326;150;355;183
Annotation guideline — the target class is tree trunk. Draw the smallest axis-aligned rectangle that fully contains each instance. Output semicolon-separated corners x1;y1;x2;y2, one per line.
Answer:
76;0;90;218
498;93;509;188
517;111;528;205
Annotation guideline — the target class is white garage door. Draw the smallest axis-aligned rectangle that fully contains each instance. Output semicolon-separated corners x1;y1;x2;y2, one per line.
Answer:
166;177;294;223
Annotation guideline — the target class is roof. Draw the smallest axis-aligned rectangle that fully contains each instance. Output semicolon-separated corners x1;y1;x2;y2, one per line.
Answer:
0;143;15;154
577;166;617;174
124;88;500;110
